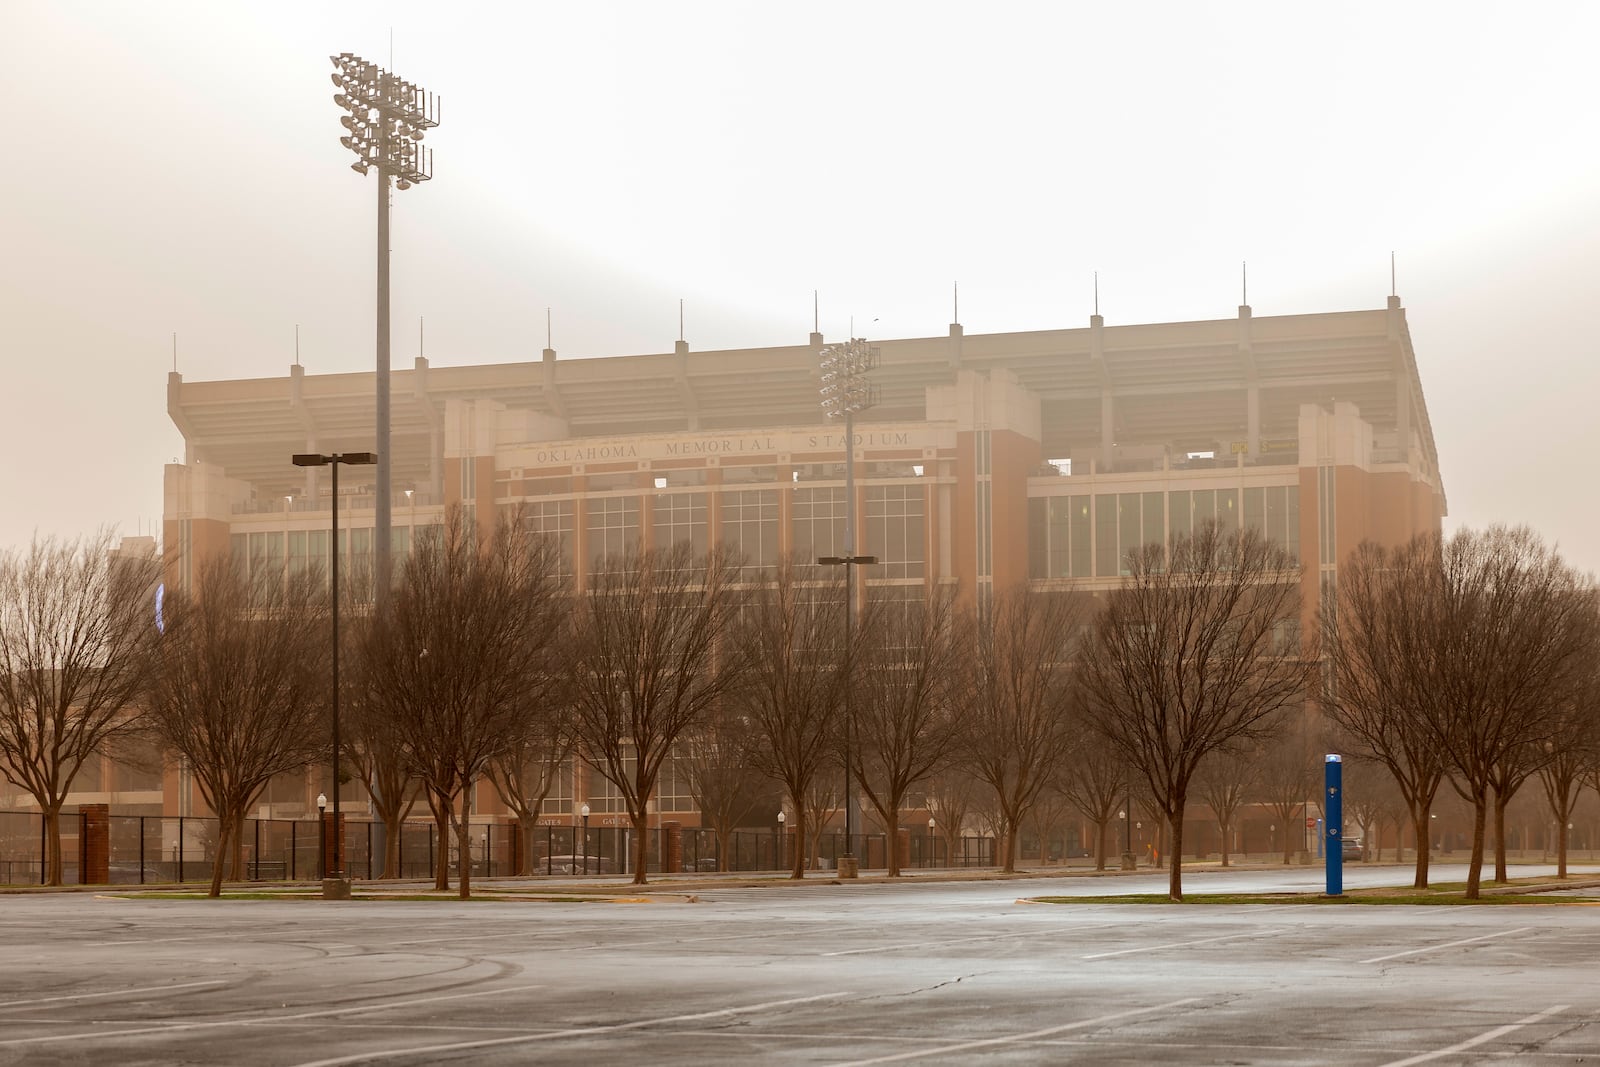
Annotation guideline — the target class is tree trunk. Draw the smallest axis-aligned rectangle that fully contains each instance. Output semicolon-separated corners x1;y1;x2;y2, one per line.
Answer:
1492;792;1510;884
716;826;733;873
431;790;451;891
1410;800;1431;889
789;810;805;880
454;812;472;900
1558;820;1569;878
630;808;649;886
209;815;231;898
1000;815;1018;874
1219;818;1232;867
384;813;403;880
1465;792;1488;899
1167;801;1187;901
519;816;538;877
43;803;63;887
1095;819;1108;871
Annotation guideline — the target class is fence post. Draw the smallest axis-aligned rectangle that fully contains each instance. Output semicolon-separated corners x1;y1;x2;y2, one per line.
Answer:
139;817;146;885
177;816;185;883
253;820;261;880
290;822;297;881
78;804;109;885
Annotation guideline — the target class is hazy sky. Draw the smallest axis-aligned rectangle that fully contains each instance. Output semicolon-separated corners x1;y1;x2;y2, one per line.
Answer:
4;2;1598;570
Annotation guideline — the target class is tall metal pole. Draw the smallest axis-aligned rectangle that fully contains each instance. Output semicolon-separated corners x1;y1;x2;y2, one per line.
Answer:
842;408;856;861
375;154;392;608
331;460;342;878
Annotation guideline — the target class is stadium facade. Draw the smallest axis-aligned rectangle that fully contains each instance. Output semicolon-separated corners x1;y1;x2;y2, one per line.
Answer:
141;295;1444;839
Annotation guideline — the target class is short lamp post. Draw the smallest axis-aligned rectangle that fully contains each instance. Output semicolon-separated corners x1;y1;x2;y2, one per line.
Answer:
777;810;786;872
316;792;327;881
580;803;591;875
928;817;937;868
292;450;376;897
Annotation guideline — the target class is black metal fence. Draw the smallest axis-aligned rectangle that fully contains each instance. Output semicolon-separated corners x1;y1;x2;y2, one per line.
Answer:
0;810;997;885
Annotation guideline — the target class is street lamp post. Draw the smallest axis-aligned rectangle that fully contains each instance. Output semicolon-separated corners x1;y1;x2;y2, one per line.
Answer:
329;53;440;603
817;336;877;879
777;810;786;872
293;450;376;898
580;803;591;875
928;816;937;868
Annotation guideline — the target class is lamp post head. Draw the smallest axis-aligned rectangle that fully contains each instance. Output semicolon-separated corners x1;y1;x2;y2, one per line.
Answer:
317;792;327;812
928;817;936;830
777;811;785;826
293;454;330;468
580;803;590;819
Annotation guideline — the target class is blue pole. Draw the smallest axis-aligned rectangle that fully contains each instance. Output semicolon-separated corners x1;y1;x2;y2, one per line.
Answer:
1325;754;1344;896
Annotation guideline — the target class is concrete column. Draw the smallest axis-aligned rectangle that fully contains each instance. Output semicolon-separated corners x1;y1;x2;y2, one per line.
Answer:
663;821;683;875
322;811;347;881
78;803;110;885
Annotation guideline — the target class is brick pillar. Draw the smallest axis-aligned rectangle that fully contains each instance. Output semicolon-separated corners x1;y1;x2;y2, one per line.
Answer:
663;821;683;874
896;828;911;871
323;811;346;878
78;804;109;885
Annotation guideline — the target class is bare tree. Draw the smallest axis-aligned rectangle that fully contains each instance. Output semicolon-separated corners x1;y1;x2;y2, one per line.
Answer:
361;507;567;898
960;586;1084;873
343;683;421;880
1410;527;1593;898
1079;523;1310;901
680;702;764;872
1540;648;1600;878
924;768;977;867
0;532;161;885
732;560;850;878
485;697;579;878
1057;730;1129;871
1256;717;1318;863
802;773;844;872
1192;743;1258;867
850;587;963;877
1341;753;1401;862
567;543;745;886
1322;538;1448;887
144;556;329;897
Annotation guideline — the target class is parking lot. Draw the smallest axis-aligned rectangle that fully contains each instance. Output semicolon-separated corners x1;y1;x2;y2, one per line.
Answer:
1;863;1596;1065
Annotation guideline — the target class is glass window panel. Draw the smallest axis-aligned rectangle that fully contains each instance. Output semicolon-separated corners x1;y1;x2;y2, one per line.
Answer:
1028;498;1048;579
1244;486;1265;535
1169;491;1191;543
1117;493;1141;575
1216;489;1238;533
1192;490;1214;528
1094;494;1117;577
1069;496;1092;577
1142;492;1164;552
1285;486;1300;564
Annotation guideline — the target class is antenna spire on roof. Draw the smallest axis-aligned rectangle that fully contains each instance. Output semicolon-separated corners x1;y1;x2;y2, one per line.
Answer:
172;332;177;373
679;298;684;343
953;280;959;325
813;290;819;334
1391;251;1397;296
419;316;424;360
547;307;552;349
295;324;300;366
1242;260;1248;306
1093;272;1099;317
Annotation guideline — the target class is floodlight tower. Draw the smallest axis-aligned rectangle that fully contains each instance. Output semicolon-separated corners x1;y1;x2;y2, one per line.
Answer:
330;52;440;604
817;337;877;870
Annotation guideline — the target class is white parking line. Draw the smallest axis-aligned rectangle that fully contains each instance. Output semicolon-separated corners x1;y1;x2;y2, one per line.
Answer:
0;983;543;1048
0;980;227;1010
1360;926;1532;965
288;992;851;1066
1378;1004;1568;1066
1081;931;1255;960
823;922;1119;957
828;997;1204;1065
